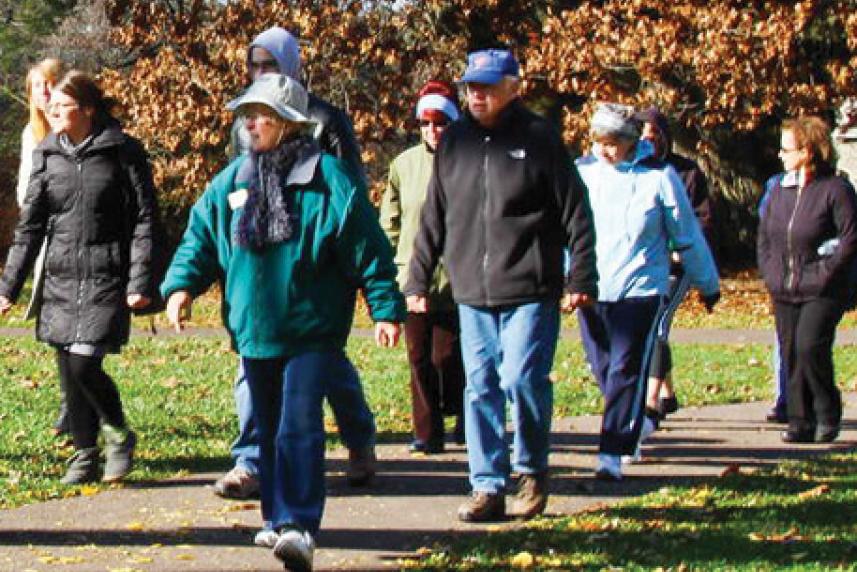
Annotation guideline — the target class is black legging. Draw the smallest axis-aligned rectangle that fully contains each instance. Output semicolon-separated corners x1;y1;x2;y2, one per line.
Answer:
56;349;126;449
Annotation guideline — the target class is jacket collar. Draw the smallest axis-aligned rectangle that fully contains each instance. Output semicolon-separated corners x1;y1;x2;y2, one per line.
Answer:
285;142;321;186
39;120;125;156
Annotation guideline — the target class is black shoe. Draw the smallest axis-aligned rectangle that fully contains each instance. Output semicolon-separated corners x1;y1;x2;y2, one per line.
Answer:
409;439;444;454
815;425;840;443
658;396;679;417
781;428;815;443
766;408;788;424
644;407;662;427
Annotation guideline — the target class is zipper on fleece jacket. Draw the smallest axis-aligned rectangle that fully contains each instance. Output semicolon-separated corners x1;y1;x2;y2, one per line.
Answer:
785;185;803;292
74;160;85;342
481;135;491;304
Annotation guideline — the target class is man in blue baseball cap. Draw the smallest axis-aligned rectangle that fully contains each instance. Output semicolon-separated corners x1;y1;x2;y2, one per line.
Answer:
404;48;598;522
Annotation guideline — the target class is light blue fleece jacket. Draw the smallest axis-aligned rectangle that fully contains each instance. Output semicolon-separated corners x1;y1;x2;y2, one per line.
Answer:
575;140;719;302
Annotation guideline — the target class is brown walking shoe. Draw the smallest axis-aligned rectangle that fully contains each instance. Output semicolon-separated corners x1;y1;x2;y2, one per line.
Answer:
510;473;548;519
346;446;377;486
213;466;260;499
457;491;505;522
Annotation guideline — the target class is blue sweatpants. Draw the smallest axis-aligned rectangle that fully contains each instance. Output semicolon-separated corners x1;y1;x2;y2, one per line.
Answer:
578;296;662;455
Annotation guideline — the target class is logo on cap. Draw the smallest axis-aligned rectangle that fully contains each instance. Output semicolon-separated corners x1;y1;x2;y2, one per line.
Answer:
473;54;492;69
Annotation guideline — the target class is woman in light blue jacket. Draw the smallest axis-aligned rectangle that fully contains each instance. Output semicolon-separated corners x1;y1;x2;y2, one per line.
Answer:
575;103;720;481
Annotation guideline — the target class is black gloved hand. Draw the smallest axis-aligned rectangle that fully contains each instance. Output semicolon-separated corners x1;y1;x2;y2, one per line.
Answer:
702;290;721;313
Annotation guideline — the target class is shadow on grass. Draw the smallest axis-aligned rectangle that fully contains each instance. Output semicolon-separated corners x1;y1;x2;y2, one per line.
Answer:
428;522;856;570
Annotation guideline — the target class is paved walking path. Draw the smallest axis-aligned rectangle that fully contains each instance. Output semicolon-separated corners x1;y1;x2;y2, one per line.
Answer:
0;395;854;571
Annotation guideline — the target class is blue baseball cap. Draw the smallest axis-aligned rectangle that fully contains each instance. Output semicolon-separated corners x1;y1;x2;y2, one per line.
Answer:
459;49;519;85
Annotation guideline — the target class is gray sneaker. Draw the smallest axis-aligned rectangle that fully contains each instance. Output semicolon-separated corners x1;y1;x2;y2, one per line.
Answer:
253;527;279;548
103;429;136;483
60;447;101;485
273;526;315;571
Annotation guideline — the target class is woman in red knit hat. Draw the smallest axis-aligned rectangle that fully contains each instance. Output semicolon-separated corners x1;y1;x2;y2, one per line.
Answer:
380;80;465;453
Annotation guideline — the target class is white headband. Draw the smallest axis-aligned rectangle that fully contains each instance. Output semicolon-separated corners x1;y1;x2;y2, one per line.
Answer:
416;94;460;122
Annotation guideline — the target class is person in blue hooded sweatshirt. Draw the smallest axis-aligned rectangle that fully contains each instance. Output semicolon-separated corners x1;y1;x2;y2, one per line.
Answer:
575;103;720;482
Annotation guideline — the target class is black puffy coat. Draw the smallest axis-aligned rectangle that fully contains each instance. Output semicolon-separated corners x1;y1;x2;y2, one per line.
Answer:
0;122;158;347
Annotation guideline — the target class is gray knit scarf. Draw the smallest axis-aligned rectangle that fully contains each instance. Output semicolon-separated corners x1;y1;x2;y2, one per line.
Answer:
234;135;314;250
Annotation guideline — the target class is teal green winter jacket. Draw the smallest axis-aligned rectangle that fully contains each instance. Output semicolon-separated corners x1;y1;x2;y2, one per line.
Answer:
160;151;405;359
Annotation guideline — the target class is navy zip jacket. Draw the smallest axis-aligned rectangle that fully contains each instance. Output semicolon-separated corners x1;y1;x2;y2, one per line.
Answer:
404;99;598;307
758;172;857;303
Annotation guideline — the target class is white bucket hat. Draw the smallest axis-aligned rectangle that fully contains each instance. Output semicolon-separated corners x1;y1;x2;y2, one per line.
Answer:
226;73;316;129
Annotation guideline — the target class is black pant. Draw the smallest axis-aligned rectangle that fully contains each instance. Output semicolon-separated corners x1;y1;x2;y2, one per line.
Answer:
404;311;465;445
56;349;126;449
774;298;844;433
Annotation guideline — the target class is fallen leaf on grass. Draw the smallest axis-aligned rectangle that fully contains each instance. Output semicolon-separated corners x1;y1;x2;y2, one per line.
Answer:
80;484;100;496
798;484;830;499
748;528;805;543
510;551;535;568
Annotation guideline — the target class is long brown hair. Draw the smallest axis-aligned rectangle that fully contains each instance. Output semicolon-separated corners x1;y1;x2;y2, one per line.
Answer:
26;58;63;142
782;116;838;176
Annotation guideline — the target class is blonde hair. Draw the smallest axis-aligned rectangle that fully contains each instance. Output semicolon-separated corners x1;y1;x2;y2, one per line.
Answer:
782;116;838;176
26;58;64;142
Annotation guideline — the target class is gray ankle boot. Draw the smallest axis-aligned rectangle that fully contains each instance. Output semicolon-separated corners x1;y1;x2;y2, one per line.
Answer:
61;447;101;485
102;426;136;483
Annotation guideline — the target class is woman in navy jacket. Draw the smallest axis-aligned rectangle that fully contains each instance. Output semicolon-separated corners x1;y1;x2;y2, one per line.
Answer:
757;116;857;444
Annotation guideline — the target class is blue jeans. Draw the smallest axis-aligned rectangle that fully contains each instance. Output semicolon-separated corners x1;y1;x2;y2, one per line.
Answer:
231;355;375;475
242;351;372;535
458;300;559;494
772;336;789;416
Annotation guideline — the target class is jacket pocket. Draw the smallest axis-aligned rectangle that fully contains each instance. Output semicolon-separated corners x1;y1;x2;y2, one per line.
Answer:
89;242;122;277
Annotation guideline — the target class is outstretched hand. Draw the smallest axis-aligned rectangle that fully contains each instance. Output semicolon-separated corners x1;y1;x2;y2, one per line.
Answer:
406;295;428;314
0;295;12;316
126;293;151;310
561;292;594;312
166;290;193;332
375;321;401;348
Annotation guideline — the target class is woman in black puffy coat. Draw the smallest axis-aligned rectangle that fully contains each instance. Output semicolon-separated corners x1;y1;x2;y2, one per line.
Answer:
0;70;159;484
757;116;857;445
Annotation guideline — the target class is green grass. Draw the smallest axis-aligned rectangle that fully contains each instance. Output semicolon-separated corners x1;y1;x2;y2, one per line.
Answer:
2;335;857;510
403;452;857;570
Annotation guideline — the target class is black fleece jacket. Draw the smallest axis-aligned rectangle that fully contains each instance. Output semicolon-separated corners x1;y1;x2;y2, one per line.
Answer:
758;172;857;304
404;99;598;307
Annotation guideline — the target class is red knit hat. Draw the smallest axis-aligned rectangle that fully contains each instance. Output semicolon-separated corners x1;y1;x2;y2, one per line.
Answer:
416;79;460;122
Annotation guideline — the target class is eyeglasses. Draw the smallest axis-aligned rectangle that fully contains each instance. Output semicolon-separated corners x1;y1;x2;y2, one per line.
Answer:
241;111;278;123
419;119;449;128
48;102;79;113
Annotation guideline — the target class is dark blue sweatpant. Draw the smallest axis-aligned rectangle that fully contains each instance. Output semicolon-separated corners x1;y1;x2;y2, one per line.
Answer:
578;296;662;455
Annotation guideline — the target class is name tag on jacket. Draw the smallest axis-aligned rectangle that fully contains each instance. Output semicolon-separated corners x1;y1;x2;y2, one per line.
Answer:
228;189;248;210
